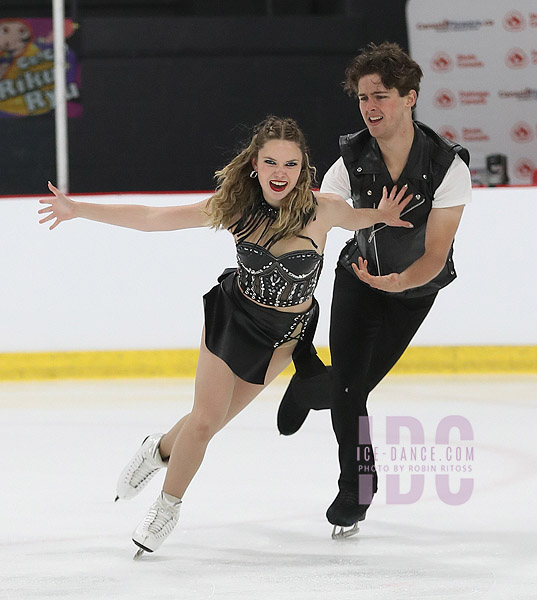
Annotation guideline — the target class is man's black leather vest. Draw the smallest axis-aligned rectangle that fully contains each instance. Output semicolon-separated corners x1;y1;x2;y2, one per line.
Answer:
339;120;470;298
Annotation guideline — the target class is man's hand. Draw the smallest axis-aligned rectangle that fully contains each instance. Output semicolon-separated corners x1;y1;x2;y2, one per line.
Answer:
352;257;405;293
352;204;465;293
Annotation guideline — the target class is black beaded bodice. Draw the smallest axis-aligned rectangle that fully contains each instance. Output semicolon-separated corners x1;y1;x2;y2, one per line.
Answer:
230;191;322;307
236;241;323;307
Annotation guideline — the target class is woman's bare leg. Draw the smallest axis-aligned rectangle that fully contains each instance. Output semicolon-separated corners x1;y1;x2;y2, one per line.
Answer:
161;336;236;498
159;334;296;455
161;339;296;499
159;415;188;459
216;342;296;429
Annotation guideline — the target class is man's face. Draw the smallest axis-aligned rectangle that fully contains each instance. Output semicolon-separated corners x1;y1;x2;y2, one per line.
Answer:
357;74;416;141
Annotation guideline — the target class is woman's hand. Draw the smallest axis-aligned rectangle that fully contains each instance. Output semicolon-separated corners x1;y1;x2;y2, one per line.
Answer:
38;182;76;230
377;185;413;228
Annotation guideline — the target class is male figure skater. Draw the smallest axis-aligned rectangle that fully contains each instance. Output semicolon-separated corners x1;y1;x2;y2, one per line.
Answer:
277;42;472;538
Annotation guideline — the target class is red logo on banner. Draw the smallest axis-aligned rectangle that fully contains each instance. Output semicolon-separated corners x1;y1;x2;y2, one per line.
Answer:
462;128;490;142
431;52;453;72
505;47;529;69
498;88;537;100
532;50;537;65
456;53;485;68
515;158;536;180
511;122;534;143
530;13;537;27
416;19;494;32
434;89;456;109
459;91;489;105
439;126;458;141
503;10;526;31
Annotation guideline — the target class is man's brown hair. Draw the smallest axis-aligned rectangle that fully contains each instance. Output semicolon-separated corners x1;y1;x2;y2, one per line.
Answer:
344;42;423;98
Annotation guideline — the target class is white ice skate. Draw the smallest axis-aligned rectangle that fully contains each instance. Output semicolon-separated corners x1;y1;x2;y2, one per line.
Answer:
132;491;182;559
115;433;168;501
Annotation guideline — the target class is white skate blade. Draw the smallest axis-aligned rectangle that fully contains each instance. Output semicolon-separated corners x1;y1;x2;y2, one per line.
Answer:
331;523;359;540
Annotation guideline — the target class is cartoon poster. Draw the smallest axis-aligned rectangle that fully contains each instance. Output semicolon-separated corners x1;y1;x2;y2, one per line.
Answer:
0;17;81;118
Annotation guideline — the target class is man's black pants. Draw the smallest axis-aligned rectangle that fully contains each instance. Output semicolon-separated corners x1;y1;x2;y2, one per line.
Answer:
329;264;438;501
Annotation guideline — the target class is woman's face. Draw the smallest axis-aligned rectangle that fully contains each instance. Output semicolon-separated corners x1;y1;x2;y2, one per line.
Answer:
251;139;303;206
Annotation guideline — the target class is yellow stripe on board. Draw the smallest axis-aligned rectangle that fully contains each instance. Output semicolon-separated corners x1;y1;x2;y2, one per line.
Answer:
0;346;536;381
0;349;199;381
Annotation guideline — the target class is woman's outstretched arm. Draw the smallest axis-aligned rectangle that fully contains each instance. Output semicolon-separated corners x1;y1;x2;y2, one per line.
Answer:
318;185;414;232
38;182;211;232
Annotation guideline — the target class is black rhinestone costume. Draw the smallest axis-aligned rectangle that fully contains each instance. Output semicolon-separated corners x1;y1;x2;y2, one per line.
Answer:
236;242;323;309
202;192;326;385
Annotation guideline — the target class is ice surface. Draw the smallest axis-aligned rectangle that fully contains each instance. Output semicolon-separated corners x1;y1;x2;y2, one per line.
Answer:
1;376;536;599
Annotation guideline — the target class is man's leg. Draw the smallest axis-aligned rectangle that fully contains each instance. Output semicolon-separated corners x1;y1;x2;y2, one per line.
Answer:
328;266;383;524
328;266;438;527
364;291;438;395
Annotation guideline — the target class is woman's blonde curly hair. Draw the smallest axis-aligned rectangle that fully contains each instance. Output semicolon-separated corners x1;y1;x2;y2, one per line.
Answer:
206;115;317;242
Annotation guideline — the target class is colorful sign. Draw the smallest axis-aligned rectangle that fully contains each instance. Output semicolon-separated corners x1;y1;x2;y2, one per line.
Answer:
0;17;81;118
407;0;537;185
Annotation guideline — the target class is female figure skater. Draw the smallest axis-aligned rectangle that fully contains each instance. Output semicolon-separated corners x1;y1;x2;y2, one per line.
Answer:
38;116;413;558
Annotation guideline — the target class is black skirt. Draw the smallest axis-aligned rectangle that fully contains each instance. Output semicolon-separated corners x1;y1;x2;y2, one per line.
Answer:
203;269;326;385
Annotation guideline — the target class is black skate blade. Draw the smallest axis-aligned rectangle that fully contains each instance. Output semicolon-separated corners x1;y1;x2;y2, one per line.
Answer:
331;523;359;540
132;539;153;560
114;495;119;502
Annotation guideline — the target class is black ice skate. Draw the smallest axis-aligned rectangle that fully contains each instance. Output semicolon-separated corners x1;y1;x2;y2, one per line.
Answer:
277;367;332;435
326;490;369;539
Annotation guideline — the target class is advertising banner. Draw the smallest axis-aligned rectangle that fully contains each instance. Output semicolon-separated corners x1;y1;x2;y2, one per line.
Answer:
407;0;537;185
0;17;81;118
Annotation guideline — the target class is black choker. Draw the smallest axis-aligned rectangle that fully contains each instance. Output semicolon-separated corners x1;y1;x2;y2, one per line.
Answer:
230;191;280;249
258;195;279;220
230;190;316;250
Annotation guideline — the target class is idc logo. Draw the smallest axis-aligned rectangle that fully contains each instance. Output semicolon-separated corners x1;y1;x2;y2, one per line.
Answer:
503;10;526;31
357;415;475;506
431;52;453;72
434;89;456;109
511;122;534;143
505;47;529;69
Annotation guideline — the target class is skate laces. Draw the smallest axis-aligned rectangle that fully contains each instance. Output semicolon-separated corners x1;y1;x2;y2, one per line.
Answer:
143;498;181;538
124;438;165;490
126;452;160;488
335;490;359;507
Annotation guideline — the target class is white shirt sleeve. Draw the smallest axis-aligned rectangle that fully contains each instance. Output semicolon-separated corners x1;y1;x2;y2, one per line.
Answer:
433;154;473;208
320;157;352;201
320;153;472;208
